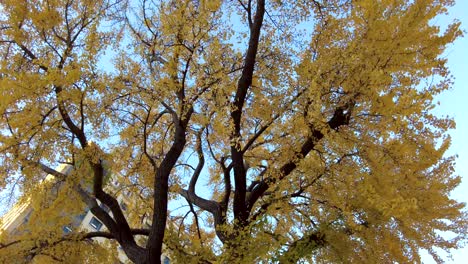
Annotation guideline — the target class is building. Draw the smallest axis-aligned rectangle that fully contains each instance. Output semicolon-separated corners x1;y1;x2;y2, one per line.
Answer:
0;163;170;263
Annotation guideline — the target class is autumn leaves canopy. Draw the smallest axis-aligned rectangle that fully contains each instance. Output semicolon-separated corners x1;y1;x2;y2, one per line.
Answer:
0;0;466;263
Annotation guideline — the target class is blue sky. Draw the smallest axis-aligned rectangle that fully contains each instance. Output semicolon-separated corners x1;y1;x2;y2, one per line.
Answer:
423;0;468;263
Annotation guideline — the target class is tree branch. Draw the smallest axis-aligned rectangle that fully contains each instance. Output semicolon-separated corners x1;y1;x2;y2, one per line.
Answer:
83;228;150;240
54;85;88;148
277;231;326;263
247;103;354;217
230;0;266;227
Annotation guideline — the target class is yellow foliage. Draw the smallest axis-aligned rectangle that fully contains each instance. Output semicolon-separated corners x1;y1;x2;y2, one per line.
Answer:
0;0;466;263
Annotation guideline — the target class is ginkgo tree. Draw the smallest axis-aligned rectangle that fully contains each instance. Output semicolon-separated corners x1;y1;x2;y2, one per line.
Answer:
0;0;466;263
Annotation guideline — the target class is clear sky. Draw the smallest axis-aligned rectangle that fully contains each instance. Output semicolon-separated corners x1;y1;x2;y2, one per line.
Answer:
422;0;468;263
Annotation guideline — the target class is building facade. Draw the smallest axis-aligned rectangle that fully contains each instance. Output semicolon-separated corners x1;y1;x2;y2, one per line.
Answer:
0;164;170;263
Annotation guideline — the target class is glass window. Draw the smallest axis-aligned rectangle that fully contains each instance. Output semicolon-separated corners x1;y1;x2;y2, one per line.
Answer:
89;216;103;230
120;202;127;211
63;226;72;234
23;211;32;224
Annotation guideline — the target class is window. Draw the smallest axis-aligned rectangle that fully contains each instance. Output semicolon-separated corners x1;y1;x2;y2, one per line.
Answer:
23;211;32;224
89;216;103;230
63;226;72;234
120;202;127;211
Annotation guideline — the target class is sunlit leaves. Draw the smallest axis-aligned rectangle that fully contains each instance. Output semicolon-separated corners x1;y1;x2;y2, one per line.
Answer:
1;0;466;263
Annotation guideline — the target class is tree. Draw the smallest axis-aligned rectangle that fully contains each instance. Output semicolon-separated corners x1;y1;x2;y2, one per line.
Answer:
0;0;466;263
